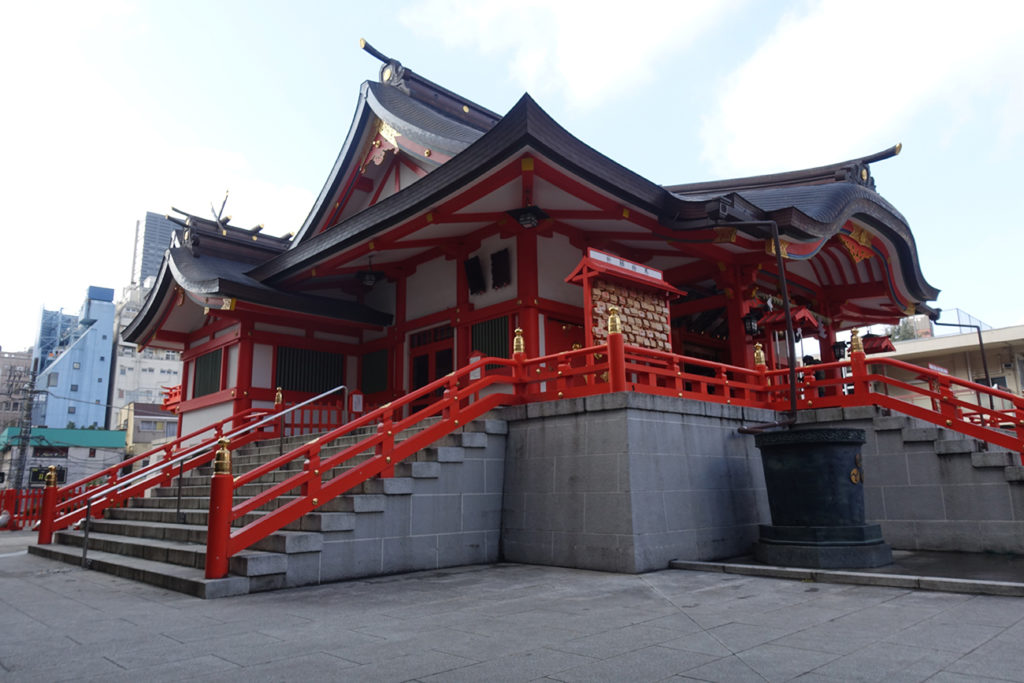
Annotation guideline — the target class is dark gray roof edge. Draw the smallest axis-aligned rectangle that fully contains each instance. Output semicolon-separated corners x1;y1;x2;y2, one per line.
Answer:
666;144;903;194
121;257;177;345
253;94;676;283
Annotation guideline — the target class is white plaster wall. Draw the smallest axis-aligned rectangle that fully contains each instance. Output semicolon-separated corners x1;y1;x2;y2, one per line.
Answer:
225;345;238;389
407;256;456;319
468;235;517;308
254;323;304;336
214;324;239;339
252;344;273;389
538;233;584;306
180;402;234;441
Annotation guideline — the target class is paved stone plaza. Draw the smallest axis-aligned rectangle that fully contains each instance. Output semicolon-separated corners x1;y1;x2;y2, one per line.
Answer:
1;532;1022;682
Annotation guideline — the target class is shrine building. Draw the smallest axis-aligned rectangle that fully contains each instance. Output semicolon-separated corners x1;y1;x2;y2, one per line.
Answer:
123;46;937;433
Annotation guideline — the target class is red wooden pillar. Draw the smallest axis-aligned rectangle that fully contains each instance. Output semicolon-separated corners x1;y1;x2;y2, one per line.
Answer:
233;321;254;418
517;229;540;356
393;273;407;399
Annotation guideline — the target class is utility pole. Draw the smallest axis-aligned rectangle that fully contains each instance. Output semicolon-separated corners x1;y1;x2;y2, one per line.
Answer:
12;360;39;490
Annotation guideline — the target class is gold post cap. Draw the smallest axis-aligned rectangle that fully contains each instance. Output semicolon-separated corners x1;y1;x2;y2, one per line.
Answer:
850;328;864;353
513;327;525;354
214;438;232;475
44;465;57;487
608;306;622;335
754;342;766;366
274;387;283;406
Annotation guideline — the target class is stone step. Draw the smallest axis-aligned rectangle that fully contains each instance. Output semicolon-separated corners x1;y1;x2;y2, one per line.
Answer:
105;505;357;532
55;529;210;570
28;544;251;598
972;451;1016;468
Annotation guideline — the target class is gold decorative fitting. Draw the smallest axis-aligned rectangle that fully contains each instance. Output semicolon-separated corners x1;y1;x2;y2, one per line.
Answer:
621;208;630;218
44;465;57;487
513;327;525;354
608;306;622;335
312;497;319;505
424;149;432;157
454;419;459;425
946;419;952;426
850;468;862;484
678;393;683;397
754;343;766;366
462;105;469;113
766;239;790;259
558;391;564;398
214;438;232;475
378;120;400;147
251;235;258;241
521;157;534;171
274;387;283;405
713;227;737;244
313;469;319;475
385;456;391;464
850;328;864;353
860;168;868;181
221;297;236;311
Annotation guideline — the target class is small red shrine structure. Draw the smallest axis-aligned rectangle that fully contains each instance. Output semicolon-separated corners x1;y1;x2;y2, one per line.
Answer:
123;46;940;436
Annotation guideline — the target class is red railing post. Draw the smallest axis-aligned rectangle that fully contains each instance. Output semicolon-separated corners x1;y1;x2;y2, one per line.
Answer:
513;327;528;400
205;439;233;579
849;329;869;398
302;443;321;505
376;409;395;478
607;306;627;393
754;343;769;405
36;466;59;544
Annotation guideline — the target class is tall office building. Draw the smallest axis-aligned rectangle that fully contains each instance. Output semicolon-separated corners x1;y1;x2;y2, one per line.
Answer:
131;212;176;286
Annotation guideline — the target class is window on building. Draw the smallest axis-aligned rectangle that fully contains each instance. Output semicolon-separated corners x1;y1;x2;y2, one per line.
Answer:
70;384;78;392
119;367;126;375
47;373;59;387
193;348;223;398
98;377;103;383
89;448;96;458
117;389;124;399
102;335;107;340
140;420;157;430
73;362;80;369
361;349;388;395
275;347;345;394
100;356;105;361
472;316;510;360
68;406;76;414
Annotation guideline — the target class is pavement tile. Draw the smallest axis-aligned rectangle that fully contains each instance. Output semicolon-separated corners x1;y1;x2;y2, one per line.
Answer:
215;652;361;682
733;643;841;681
681;653;773;682
419;646;595;682
705;621;797;653
547;644;719;682
884;618;1003;654
943;636;1024;681
810;642;961;682
550;623;681;659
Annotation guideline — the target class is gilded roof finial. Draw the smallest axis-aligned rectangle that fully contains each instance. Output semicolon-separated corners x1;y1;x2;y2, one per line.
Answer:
608;306;622;335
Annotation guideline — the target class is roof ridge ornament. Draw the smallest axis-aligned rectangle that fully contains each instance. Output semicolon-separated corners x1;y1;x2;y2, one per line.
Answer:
360;38;406;91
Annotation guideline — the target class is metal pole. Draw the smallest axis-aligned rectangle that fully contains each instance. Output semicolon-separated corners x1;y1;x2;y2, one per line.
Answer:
933;320;993;410
771;222;799;418
12;361;39;490
81;498;92;568
176;459;186;524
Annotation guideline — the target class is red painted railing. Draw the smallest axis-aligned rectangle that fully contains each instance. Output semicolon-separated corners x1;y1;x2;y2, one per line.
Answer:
1;487;86;530
33;325;1023;578
36;407;280;543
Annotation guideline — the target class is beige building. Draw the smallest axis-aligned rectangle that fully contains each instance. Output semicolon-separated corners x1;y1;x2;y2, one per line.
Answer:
871;324;1024;413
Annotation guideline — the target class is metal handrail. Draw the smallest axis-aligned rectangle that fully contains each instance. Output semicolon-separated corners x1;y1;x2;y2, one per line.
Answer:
76;385;346;566
86;384;348;506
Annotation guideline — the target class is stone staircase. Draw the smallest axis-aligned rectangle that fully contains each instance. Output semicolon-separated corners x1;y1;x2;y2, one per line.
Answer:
28;417;508;598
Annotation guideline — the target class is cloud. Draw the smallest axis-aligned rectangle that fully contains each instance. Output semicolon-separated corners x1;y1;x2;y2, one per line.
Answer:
700;0;1024;176
399;0;738;109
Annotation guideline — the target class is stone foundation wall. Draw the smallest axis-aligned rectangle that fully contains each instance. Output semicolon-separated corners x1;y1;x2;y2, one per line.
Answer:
499;393;775;572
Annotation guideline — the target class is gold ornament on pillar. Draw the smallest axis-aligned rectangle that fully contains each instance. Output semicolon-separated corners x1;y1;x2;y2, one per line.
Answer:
850;328;864;353
754;343;766;366
608;306;622;335
513;327;525;354
214;438;232;475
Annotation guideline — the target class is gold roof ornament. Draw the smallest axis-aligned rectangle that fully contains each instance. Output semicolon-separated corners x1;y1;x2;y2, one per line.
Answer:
608;306;622;335
850;328;863;353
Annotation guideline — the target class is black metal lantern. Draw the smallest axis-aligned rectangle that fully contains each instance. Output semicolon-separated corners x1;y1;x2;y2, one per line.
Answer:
742;310;761;336
831;340;847;360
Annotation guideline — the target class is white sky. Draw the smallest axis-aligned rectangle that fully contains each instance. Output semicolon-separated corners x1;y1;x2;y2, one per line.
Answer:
1;0;1022;351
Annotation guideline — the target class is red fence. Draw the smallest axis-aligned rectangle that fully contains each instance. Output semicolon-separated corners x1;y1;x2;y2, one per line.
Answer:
32;326;1024;576
1;486;87;531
